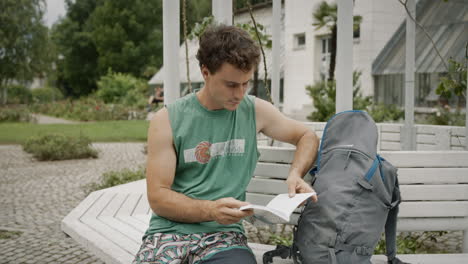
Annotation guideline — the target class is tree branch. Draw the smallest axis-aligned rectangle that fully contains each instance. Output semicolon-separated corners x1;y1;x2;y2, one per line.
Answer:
247;1;272;103
182;0;191;93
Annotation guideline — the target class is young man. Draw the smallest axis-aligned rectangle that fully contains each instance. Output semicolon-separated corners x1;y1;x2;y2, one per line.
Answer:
134;25;319;264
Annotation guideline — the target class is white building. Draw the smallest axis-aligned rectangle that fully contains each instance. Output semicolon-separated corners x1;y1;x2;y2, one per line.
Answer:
150;0;406;120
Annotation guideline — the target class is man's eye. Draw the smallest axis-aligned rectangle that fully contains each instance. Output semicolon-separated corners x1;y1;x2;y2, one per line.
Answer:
227;83;236;88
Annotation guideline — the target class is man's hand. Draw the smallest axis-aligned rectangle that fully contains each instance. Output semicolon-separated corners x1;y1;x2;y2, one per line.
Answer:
286;173;318;202
209;197;254;225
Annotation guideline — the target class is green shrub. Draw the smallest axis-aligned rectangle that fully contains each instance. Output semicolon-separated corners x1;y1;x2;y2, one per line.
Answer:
31;87;64;103
306;72;404;123
306;72;372;122
3;84;32;104
96;71;148;108
84;167;145;194
424;107;465;126
374;231;452;254
0;106;34;123
23;134;98;161
368;103;404;123
31;97;146;121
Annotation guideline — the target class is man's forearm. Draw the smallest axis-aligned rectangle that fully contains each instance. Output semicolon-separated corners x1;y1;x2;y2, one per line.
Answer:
290;130;320;178
148;187;214;223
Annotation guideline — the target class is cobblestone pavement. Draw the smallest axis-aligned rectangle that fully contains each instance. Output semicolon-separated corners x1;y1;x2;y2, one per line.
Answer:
0;143;463;263
0;143;146;264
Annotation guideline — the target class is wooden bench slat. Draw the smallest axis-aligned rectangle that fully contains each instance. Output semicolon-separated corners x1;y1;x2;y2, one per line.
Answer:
258;147;295;163
400;185;468;201
380;141;401;151
249;243;468;264
398;168;468;184
248;179;468;201
381;132;401;142
98;215;143;244
80;217;140;254
417;134;436;144
62;217;134;264
258;147;468;168
133;214;151;224
115;215;148;233
380;151;468;168
399;201;468;217
398;217;468;231
100;193;127;217
253;166;468;184
254;163;290;179
80;191;115;219
132;193;150;216
116;193;142;216
247;193;468;217
247;178;287;194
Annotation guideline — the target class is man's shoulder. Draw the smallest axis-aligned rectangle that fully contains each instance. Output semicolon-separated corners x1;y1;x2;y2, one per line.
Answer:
168;93;194;110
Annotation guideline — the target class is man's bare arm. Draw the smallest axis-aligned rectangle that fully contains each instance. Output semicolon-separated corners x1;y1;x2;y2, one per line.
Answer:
146;109;253;224
255;98;320;198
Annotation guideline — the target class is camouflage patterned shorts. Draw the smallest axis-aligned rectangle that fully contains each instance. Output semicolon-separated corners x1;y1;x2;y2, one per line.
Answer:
132;231;252;264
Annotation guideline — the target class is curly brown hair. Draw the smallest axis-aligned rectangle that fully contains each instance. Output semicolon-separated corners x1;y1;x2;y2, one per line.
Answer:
196;25;260;74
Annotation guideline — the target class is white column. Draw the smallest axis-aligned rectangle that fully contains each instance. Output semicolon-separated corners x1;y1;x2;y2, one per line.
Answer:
212;0;232;25
466;60;468;150
336;0;353;113
271;0;281;107
402;0;416;150
163;0;180;104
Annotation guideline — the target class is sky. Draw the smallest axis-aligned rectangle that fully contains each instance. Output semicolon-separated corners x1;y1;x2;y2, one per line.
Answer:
44;0;67;27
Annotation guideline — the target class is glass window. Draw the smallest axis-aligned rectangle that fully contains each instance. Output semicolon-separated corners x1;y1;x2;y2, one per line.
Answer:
294;33;306;50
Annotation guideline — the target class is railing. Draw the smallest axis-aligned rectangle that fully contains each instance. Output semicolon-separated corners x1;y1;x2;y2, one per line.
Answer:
258;122;466;151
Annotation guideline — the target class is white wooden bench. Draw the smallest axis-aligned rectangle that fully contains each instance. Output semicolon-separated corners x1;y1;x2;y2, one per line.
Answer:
62;146;468;264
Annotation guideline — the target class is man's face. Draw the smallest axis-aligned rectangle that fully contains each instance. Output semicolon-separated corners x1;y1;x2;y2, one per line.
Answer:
202;63;254;111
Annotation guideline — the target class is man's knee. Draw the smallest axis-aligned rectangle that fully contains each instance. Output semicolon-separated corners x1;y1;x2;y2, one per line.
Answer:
200;248;257;264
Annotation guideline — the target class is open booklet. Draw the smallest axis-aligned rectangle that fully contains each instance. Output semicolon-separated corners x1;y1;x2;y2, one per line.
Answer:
239;192;316;224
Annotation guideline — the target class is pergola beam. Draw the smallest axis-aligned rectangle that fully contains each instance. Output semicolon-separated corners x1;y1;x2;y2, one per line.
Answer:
271;0;281;107
162;0;180;104
402;0;416;150
336;0;354;113
212;0;232;25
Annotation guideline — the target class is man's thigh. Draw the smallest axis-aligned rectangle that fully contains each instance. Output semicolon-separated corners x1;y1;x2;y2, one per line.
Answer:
133;233;190;264
199;248;257;264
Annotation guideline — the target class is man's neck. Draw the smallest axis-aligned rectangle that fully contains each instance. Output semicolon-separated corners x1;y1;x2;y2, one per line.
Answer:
196;87;223;110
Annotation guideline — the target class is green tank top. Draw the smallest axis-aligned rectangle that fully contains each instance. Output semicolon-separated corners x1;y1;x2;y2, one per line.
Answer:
144;93;259;236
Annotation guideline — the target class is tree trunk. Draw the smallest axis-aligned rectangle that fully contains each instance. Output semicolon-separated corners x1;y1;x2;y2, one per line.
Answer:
1;79;7;105
329;24;337;81
253;70;259;96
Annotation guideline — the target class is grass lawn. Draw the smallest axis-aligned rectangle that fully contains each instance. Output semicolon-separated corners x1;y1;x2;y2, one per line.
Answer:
0;120;149;144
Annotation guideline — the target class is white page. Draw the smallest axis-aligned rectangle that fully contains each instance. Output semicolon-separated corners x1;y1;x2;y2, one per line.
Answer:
240;192;316;224
240;204;289;223
265;192;316;218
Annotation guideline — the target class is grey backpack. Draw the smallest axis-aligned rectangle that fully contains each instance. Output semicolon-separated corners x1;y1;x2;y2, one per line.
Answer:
293;110;404;264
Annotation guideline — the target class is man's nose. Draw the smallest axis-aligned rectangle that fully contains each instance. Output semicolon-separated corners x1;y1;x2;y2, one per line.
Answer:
233;86;244;99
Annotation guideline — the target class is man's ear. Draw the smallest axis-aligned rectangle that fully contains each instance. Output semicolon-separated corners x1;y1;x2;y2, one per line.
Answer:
201;65;210;80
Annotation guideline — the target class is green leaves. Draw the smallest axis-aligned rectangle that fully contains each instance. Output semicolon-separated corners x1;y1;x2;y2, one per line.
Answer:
436;59;467;99
306;71;373;122
0;0;50;85
52;0;164;97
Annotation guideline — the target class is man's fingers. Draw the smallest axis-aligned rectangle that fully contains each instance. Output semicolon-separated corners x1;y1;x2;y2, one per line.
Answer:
219;197;249;208
288;181;297;197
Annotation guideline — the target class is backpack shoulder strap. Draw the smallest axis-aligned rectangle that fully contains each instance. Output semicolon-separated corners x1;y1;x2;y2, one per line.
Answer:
384;177;407;263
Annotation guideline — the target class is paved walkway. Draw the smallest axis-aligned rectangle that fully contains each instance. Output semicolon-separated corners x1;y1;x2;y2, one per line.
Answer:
0;143;146;264
31;114;80;125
